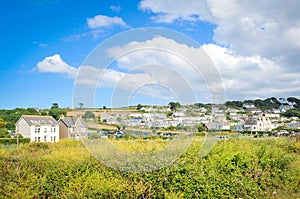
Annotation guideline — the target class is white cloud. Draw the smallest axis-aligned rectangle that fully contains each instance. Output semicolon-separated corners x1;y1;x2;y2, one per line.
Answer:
202;44;300;100
107;36;224;103
107;36;300;101
139;0;211;23
139;0;300;68
110;5;121;12
137;0;300;100
87;15;127;29
36;54;77;78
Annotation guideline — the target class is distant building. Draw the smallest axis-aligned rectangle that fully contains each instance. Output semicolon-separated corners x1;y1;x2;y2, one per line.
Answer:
244;115;272;132
15;115;59;142
58;117;88;140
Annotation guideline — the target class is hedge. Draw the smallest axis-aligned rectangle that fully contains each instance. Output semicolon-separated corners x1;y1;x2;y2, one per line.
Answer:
0;138;30;145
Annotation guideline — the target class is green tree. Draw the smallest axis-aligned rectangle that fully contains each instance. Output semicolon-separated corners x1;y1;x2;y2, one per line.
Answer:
49;108;66;120
83;111;95;119
51;103;59;109
137;104;143;111
169;102;181;112
0;128;10;138
78;102;84;109
198;123;207;132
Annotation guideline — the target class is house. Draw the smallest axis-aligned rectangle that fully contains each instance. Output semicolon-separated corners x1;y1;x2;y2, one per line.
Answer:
244;115;272;132
58;117;88;140
15;115;59;142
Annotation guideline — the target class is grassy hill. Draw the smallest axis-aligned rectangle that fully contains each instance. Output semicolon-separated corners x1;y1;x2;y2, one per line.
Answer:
0;137;299;198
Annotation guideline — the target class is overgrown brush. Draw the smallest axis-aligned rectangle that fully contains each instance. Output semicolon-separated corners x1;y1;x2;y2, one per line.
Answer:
0;137;299;198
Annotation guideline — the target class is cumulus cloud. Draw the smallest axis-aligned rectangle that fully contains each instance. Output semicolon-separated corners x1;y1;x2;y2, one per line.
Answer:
203;44;300;100
139;0;211;23
110;5;121;12
107;36;224;103
138;0;300;99
107;36;300;101
139;0;300;64
36;54;77;78
87;15;127;29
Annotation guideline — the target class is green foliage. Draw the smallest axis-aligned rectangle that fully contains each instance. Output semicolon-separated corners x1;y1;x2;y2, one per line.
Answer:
137;104;143;111
78;102;84;109
0;108;39;130
169;102;181;112
225;100;243;108
0;137;299;198
0;137;30;144
51;103;59;109
83;111;95;119
0;128;10;138
0;117;5;128
287;97;300;110
49;108;67;120
282;109;300;118
197;123;207;132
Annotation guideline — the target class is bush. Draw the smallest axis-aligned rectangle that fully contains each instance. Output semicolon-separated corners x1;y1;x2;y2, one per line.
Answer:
0;138;30;145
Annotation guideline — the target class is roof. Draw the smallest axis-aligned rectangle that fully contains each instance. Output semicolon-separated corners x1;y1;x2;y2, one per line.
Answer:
18;115;57;126
59;117;87;128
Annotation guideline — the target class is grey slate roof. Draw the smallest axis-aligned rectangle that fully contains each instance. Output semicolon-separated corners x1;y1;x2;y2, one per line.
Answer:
59;117;87;128
20;115;57;126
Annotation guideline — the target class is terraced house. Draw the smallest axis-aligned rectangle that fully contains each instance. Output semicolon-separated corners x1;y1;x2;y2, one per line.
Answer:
15;115;59;142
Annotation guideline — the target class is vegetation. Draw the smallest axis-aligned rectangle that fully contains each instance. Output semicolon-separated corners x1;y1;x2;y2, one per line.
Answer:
136;104;143;111
83;111;96;119
169;102;181;112
0;108;39;130
0;137;299;198
282;109;300;118
225;97;300;111
48;103;67;120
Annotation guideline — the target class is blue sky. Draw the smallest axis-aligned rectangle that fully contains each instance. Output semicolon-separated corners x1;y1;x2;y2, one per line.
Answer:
1;0;299;109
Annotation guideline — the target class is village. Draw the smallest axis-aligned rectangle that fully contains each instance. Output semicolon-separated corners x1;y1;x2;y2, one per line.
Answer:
12;98;300;143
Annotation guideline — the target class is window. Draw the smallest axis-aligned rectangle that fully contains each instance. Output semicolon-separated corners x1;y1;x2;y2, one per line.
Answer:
50;136;53;141
37;137;40;142
35;137;37;141
35;128;40;133
44;128;47;133
53;128;56;133
53;136;56;142
51;128;52;133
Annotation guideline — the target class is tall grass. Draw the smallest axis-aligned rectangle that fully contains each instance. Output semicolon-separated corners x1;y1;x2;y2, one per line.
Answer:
0;137;299;198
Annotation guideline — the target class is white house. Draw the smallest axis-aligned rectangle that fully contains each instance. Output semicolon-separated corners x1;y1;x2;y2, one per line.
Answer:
15;115;59;142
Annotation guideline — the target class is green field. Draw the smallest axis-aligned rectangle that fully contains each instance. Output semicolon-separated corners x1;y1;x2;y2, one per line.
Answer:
0;137;299;198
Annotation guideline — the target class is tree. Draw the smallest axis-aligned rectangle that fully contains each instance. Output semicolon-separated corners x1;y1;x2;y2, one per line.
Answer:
198;124;207;132
137;104;143;111
83;111;95;119
103;106;107;109
78;103;84;109
169;102;181;112
49;108;67;120
51;103;59;109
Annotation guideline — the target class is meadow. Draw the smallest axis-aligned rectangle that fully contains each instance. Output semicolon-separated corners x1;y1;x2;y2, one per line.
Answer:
0;136;299;198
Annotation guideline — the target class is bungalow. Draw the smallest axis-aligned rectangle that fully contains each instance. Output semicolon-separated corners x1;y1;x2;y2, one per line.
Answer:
15;115;59;142
58;117;88;140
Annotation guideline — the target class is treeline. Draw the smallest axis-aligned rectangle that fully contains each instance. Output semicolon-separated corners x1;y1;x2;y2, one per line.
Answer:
225;97;300;111
0;103;67;130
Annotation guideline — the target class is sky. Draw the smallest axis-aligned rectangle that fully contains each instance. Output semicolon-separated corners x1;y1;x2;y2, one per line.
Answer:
0;0;299;109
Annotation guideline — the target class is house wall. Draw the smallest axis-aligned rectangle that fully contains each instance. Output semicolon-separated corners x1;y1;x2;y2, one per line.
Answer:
59;122;69;139
16;118;31;139
31;125;59;142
